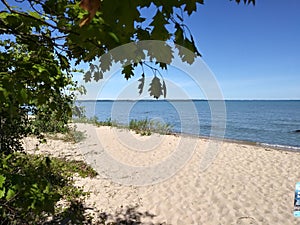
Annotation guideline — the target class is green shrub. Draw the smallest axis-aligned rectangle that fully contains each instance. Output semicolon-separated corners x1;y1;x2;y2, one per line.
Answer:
129;119;152;136
31;109;70;135
0;152;97;224
61;126;86;143
73;116;118;127
96;117;118;127
129;118;173;136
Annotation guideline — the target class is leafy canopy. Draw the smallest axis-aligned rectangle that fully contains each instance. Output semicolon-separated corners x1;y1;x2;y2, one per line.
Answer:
1;0;255;99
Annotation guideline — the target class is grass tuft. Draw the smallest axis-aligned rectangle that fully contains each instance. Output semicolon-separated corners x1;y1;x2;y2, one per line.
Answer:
73;116;173;136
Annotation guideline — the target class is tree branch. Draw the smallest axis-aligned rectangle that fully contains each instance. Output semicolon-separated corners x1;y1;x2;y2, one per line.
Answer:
0;0;76;34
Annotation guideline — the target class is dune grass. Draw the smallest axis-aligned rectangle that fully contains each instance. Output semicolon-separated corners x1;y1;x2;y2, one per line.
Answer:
73;116;173;136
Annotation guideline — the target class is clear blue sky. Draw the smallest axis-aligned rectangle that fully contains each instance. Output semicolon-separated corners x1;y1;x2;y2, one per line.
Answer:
186;0;300;99
78;0;300;100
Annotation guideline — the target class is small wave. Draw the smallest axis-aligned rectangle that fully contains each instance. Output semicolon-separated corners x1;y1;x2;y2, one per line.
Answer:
259;143;300;151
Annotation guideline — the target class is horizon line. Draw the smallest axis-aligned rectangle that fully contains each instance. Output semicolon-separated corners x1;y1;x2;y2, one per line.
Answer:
76;98;300;101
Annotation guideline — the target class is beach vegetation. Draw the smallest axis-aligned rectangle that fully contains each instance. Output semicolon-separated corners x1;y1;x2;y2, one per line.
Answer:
62;127;87;143
0;152;97;224
44;126;87;143
129;118;173;136
73;116;118;127
74;115;173;136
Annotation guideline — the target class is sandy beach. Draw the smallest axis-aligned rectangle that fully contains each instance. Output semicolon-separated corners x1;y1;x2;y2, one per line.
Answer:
23;124;300;225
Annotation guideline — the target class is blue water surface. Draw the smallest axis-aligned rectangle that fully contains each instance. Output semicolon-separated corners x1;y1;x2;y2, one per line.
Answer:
77;100;300;149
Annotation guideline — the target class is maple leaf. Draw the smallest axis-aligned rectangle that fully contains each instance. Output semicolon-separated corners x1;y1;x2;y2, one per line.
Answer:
148;77;163;99
122;64;134;80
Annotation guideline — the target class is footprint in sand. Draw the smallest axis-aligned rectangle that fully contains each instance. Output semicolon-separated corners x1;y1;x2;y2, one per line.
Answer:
236;216;258;225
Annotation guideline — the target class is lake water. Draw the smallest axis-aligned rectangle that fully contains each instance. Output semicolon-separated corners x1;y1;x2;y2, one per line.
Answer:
77;100;300;150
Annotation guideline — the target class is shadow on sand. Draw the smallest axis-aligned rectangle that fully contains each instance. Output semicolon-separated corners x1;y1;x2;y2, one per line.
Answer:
45;203;168;225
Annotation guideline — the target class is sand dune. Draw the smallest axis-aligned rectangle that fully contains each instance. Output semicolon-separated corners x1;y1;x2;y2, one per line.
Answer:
23;124;300;224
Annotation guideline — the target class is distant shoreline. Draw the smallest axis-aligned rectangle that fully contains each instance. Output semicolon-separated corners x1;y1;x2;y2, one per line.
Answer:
76;99;300;102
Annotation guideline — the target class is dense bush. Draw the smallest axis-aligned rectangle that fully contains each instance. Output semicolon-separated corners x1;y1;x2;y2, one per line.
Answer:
0;152;96;224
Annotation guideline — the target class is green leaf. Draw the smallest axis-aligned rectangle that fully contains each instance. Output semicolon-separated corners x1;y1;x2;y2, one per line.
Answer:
174;24;184;45
0;12;9;19
28;11;42;20
177;45;196;64
149;10;170;40
0;87;8;98
33;65;49;74
157;62;167;70
148;77;163;99
146;42;173;65
138;73;145;95
108;32;119;43
43;184;50;194
93;71;103;81
84;71;92;82
184;0;204;15
6;188;15;201
84;48;98;61
99;54;112;72
58;54;70;70
0;188;5;198
20;88;27;100
136;28;151;40
176;35;201;64
90;63;95;72
184;0;197;15
122;64;134;80
0;175;6;188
